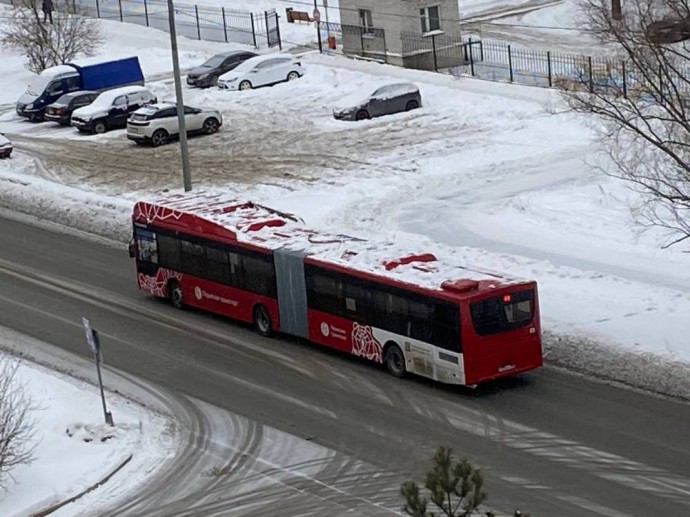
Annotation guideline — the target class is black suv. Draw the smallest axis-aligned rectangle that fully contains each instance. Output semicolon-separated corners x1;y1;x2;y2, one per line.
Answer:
186;51;258;88
44;91;99;126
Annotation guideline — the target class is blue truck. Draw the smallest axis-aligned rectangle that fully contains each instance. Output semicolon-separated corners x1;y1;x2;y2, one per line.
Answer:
16;56;145;121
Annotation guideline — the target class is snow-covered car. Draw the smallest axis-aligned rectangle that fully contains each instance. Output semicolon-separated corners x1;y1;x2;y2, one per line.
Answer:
217;53;304;91
71;86;157;134
333;82;422;121
186;51;258;88
0;134;12;158
126;103;223;147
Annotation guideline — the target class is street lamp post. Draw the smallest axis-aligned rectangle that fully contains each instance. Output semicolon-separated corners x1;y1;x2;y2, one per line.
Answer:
167;0;192;192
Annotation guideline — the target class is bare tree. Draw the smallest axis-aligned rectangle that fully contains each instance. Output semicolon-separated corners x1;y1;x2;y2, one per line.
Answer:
557;0;690;248
0;356;38;491
0;0;103;73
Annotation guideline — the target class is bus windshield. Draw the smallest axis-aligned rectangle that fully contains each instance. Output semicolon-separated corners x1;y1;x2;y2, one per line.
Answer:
469;289;534;336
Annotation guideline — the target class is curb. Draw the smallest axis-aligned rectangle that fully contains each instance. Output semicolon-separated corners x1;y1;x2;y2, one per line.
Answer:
31;453;133;517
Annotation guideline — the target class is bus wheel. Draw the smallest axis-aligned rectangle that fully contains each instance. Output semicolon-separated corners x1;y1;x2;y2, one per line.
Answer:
253;305;272;337
384;344;406;378
169;281;184;310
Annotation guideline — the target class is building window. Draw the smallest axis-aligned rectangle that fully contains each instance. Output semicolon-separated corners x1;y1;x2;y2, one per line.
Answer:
359;9;373;33
420;5;441;33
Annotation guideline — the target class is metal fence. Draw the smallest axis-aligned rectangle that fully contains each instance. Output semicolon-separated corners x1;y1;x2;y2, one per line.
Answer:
401;31;466;72
321;22;388;63
1;0;281;48
454;38;654;95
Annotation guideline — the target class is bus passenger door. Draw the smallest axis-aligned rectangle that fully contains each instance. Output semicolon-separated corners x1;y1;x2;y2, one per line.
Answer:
273;249;309;338
133;227;159;276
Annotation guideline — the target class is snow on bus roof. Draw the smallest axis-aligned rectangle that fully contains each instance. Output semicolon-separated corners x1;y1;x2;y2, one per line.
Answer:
134;191;528;293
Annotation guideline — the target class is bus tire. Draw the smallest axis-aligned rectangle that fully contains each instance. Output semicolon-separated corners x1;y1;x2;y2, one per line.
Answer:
253;304;272;337
169;280;184;310
384;343;406;378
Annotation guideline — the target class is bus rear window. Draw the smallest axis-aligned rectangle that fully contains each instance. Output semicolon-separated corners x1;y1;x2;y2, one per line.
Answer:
470;290;534;336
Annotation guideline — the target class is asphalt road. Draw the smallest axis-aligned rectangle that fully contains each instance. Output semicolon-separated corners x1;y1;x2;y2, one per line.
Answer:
1;215;690;517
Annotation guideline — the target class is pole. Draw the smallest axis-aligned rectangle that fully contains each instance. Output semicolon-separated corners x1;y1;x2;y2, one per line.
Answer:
144;0;149;27
508;44;513;82
167;0;192;192
314;0;322;53
222;7;227;43
431;34;438;72
547;50;552;87
92;330;113;426
612;0;622;21
275;12;282;50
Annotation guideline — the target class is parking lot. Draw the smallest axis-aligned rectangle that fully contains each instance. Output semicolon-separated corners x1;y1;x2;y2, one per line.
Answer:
1;56;553;195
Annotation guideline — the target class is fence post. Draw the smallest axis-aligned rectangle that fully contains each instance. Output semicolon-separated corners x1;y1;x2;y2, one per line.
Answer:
195;5;201;40
622;60;627;98
547;50;552;87
431;34;438;72
588;55;593;93
265;10;272;47
480;39;484;61
382;29;387;64
360;26;364;58
118;0;123;22
222;7;227;43
144;0;149;27
95;0;100;19
274;12;282;50
250;12;257;48
508;44;513;82
469;37;475;77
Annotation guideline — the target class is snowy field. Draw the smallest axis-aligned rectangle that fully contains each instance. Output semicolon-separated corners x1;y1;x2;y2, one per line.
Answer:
0;329;174;517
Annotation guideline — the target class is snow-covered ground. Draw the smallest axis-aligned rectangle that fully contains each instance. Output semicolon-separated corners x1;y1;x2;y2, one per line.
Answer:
1;3;690;512
0;328;175;517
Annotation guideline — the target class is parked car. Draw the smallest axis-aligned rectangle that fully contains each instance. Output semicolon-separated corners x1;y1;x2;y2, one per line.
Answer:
646;17;690;44
16;56;144;122
44;91;99;125
333;82;422;121
217;53;304;91
71;85;157;134
0;134;12;158
126;103;223;147
186;51;258;88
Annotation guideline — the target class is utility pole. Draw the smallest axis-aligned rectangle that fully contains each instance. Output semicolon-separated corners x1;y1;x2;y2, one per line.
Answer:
313;0;322;53
612;0;622;21
167;0;192;192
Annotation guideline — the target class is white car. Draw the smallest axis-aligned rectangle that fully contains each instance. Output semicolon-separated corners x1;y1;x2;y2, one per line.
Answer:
217;53;304;91
126;103;223;147
0;134;12;159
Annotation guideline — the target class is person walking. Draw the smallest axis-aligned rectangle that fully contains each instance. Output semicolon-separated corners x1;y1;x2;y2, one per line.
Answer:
42;0;54;24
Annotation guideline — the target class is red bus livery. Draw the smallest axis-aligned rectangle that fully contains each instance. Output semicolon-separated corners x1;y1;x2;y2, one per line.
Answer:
129;191;542;386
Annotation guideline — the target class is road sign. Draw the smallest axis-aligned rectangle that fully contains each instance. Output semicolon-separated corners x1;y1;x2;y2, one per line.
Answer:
82;317;98;355
313;8;320;23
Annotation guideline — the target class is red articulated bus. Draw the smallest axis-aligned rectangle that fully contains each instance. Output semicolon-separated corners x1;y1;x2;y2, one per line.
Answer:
129;191;542;386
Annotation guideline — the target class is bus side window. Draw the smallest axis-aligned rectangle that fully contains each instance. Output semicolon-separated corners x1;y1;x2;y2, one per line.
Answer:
431;304;461;353
157;234;181;270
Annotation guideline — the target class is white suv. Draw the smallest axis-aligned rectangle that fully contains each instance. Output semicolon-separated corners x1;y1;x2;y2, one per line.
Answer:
126;103;223;147
217;53;304;91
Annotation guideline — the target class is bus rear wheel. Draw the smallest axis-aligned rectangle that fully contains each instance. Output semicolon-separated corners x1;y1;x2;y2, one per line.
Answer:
384;344;406;378
169;281;184;309
253;305;272;337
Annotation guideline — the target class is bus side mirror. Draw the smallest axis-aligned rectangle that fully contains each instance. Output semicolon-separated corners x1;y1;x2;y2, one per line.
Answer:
128;239;136;258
